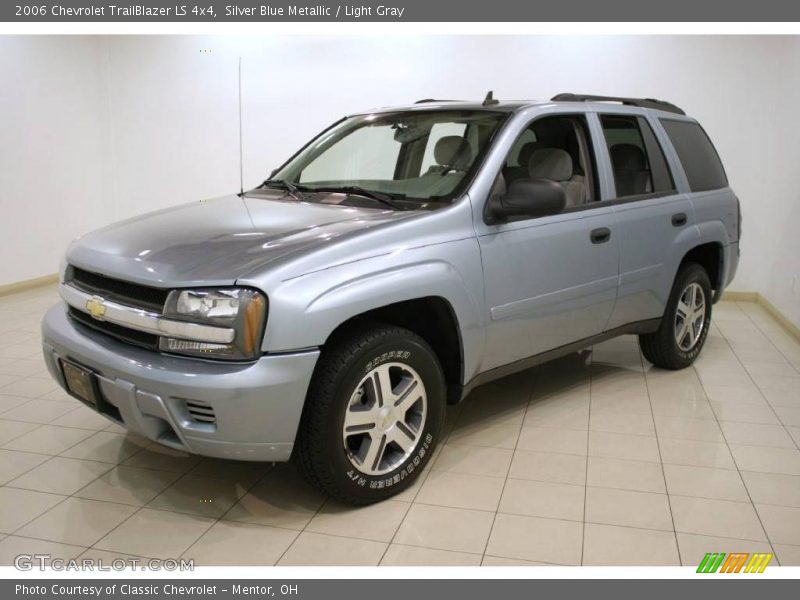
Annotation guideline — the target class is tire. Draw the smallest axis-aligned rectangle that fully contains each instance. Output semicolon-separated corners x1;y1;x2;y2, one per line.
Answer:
639;262;713;369
294;323;446;504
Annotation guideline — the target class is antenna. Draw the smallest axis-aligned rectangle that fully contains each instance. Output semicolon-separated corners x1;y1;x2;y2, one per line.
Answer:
238;56;244;195
482;90;499;106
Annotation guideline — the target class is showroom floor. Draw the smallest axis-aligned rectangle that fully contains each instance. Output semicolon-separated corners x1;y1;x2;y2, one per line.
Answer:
0;285;799;567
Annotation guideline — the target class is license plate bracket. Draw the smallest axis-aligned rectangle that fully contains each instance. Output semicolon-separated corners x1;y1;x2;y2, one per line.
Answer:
60;359;99;407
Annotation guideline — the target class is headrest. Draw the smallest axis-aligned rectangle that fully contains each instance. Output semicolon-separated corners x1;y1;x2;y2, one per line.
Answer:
528;148;573;182
434;136;473;171
517;142;540;171
610;144;647;171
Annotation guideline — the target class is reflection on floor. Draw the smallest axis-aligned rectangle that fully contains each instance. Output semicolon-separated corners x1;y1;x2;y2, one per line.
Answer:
1;285;799;566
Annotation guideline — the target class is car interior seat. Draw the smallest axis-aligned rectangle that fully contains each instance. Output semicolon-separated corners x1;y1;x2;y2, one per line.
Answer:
426;136;473;174
527;148;586;208
503;141;541;185
610;143;652;197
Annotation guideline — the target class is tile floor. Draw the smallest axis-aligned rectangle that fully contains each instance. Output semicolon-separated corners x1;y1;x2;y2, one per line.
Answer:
0;285;799;566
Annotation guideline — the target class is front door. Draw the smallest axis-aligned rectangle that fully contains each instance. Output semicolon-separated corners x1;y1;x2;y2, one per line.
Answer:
476;114;620;372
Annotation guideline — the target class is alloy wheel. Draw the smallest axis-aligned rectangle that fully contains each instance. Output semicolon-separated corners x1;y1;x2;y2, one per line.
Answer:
674;282;706;352
342;362;427;476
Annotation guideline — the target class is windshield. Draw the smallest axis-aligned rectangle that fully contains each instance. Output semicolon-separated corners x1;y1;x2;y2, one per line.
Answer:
271;110;506;206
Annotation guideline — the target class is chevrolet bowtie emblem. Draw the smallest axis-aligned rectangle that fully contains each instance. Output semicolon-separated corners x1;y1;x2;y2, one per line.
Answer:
85;296;107;320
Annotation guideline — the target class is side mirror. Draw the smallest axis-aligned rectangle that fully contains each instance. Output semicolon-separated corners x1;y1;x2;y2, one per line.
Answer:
487;179;566;223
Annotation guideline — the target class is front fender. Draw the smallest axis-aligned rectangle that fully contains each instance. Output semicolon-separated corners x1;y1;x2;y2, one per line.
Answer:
260;238;486;384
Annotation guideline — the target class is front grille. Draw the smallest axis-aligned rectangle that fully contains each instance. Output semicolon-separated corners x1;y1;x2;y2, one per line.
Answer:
184;399;217;425
68;307;159;350
68;266;170;312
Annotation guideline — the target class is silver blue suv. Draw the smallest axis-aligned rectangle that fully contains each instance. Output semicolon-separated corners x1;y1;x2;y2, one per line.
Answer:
41;93;740;503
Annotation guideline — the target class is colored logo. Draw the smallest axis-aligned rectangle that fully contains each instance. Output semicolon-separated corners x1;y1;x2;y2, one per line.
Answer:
85;296;107;320
697;552;772;573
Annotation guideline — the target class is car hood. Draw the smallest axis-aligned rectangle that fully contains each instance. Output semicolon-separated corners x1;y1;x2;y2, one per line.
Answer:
66;192;414;287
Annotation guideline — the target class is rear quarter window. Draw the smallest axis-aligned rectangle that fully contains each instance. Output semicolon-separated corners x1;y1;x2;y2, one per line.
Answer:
660;119;728;192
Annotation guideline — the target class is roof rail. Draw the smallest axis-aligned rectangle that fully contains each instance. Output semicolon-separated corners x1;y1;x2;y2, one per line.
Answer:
414;98;460;104
550;93;686;116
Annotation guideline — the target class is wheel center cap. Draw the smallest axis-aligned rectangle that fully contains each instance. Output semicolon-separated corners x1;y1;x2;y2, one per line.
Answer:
378;407;395;431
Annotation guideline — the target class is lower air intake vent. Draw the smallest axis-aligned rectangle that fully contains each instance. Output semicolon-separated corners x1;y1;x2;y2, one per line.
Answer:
184;400;216;425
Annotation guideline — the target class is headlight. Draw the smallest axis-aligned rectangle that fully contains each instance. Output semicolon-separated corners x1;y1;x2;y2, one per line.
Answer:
159;288;267;360
176;289;240;319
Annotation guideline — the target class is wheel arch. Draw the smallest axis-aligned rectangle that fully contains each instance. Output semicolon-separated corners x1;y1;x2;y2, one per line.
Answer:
263;256;483;399
323;296;465;404
678;241;724;302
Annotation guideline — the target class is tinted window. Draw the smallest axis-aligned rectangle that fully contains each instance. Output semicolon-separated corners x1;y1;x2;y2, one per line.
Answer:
661;119;728;192
600;115;675;197
638;118;674;192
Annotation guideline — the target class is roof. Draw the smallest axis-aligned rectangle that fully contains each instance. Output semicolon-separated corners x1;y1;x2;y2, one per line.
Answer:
354;100;534;115
354;94;687;118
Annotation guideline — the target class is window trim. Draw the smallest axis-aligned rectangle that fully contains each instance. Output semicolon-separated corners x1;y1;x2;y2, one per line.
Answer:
558;190;679;215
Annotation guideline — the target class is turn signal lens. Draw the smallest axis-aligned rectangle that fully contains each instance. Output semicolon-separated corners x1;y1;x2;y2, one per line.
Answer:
243;293;266;355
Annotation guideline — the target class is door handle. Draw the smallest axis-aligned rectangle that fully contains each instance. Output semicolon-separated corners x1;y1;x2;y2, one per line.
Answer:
672;212;688;227
590;227;611;244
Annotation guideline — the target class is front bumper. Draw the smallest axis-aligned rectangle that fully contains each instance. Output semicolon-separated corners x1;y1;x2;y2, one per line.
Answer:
41;304;319;462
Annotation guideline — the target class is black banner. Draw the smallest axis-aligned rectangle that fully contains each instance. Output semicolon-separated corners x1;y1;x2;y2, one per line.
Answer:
3;0;800;22
4;579;799;600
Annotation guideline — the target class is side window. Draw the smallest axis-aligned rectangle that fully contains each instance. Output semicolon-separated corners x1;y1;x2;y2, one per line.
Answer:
600;115;675;198
660;119;728;192
507;129;537;168
639;118;674;192
498;115;599;211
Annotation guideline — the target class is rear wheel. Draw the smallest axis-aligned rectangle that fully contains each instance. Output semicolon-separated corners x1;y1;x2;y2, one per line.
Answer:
294;323;445;504
639;263;712;369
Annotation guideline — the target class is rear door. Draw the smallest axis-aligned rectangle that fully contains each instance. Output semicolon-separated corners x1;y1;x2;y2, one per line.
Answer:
599;112;698;329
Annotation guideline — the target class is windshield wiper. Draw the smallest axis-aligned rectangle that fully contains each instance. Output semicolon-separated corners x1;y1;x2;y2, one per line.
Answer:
305;185;403;210
260;179;305;201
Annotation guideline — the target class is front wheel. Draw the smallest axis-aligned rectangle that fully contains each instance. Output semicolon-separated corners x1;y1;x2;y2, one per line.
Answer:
639;262;713;369
294;323;445;504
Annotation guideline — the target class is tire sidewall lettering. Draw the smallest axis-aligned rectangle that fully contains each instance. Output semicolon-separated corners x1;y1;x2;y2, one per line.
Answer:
364;350;411;372
335;340;443;498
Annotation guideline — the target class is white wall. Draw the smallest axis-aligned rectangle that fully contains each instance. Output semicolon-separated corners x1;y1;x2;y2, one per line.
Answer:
1;35;798;325
757;38;800;328
103;36;241;221
0;36;112;284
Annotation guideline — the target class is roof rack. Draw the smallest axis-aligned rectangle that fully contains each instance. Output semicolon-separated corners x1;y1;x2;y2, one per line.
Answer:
550;93;686;116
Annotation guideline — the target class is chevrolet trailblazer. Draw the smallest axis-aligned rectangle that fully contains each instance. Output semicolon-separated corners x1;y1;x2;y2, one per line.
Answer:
42;93;740;503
